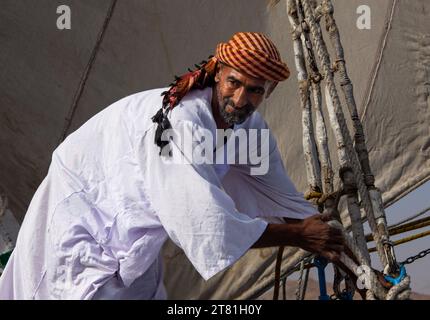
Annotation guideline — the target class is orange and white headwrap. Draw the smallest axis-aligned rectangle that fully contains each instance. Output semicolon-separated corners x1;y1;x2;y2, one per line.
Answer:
152;32;289;153
215;32;290;82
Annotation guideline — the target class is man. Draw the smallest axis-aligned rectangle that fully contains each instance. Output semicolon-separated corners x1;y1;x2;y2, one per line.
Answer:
0;32;344;299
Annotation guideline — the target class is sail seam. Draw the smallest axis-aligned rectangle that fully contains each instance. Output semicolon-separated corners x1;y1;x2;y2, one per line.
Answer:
359;0;397;122
58;0;118;143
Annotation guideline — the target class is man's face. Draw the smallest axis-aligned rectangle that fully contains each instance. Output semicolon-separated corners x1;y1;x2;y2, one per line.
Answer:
214;64;273;126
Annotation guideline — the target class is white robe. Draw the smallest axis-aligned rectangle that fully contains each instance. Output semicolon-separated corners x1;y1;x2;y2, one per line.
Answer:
0;87;318;299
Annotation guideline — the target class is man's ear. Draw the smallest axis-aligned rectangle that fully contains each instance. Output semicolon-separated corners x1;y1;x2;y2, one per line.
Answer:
265;81;278;99
214;63;222;83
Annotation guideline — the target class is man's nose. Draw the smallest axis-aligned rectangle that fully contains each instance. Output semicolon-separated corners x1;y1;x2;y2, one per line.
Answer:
231;87;247;109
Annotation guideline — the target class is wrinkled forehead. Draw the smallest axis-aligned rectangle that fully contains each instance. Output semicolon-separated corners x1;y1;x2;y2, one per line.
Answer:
219;63;270;87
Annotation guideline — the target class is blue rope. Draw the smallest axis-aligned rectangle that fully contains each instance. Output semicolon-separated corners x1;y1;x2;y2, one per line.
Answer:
314;257;330;300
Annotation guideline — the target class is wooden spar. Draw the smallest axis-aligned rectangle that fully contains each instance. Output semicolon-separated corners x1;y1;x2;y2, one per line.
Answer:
320;0;396;272
300;0;377;267
286;0;322;195
288;0;367;299
321;0;375;187
282;0;410;299
293;0;333;197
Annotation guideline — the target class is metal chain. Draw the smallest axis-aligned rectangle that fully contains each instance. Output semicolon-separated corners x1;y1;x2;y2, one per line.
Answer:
401;248;430;265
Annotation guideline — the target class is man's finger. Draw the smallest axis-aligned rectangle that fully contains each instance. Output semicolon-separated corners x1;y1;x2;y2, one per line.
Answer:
330;228;343;236
323;251;340;262
330;232;346;244
327;244;345;254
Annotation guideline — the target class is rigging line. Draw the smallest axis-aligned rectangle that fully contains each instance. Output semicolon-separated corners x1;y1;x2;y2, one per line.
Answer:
389;205;430;228
360;0;397;122
273;246;284;300
58;0;118;144
292;217;430;272
366;216;430;242
281;256;314;278
388;216;430;235
368;230;430;253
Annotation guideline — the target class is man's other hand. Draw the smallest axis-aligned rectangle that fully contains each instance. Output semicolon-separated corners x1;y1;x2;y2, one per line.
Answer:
297;213;345;262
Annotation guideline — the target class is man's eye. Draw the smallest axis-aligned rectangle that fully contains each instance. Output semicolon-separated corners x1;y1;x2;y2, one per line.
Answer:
228;80;239;87
250;88;264;95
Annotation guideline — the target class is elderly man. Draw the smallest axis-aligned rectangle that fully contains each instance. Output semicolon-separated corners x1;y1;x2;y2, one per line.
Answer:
0;32;344;299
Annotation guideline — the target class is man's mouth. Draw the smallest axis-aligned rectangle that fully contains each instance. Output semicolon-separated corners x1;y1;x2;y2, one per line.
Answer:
225;104;238;113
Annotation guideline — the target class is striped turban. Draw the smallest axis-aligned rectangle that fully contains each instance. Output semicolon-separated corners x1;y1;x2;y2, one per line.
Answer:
215;32;290;82
152;32;289;154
